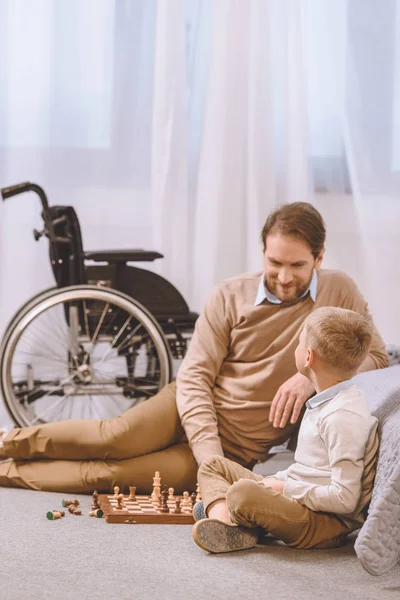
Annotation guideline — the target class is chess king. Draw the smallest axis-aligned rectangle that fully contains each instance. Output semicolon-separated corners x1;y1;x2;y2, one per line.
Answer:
0;203;388;494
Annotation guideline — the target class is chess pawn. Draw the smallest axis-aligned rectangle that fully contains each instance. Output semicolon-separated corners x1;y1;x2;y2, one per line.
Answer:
113;486;120;497
181;491;191;507
92;491;100;510
62;499;80;508
68;504;82;515
190;492;197;508
168;487;175;501
172;498;182;514
47;510;64;520
128;486;136;501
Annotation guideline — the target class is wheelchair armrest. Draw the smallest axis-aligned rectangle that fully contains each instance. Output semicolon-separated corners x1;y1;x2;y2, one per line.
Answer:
84;249;164;263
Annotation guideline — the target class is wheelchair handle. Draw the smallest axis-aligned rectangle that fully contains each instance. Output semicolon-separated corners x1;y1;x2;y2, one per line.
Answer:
1;181;49;214
0;182;69;243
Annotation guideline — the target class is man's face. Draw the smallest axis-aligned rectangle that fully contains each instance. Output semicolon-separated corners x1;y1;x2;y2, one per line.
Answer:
263;233;324;304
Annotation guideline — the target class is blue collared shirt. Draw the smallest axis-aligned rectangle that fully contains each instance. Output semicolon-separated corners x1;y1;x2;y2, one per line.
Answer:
306;379;355;409
254;270;318;306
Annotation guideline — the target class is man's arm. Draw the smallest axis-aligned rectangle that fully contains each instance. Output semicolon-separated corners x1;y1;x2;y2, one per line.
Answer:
338;274;388;371
176;285;232;465
282;410;373;514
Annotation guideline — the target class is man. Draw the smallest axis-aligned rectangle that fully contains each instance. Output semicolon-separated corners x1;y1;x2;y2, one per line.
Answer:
0;202;388;493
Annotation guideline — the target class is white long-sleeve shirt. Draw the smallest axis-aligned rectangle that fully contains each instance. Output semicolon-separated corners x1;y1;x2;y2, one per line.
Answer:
263;382;379;529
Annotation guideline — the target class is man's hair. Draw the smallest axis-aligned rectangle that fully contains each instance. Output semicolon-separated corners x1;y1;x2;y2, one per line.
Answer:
304;307;372;373
261;202;326;258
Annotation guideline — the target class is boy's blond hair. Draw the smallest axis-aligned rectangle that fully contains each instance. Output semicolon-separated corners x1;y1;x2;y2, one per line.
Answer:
304;307;372;373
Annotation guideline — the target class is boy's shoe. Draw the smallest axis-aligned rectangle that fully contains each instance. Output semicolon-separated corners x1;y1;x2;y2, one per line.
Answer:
192;518;259;554
193;501;206;522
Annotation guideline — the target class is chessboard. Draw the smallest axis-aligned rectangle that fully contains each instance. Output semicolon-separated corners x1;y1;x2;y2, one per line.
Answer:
99;494;195;524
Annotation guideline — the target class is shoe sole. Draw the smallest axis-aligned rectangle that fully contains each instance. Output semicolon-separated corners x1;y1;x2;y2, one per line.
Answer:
192;519;259;554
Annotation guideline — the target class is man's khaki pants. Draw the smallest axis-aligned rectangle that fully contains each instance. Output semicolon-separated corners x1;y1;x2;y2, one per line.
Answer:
199;456;352;550
0;382;301;495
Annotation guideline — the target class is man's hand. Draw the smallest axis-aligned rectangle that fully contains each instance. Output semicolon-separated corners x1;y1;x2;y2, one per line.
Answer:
269;372;315;428
262;478;285;493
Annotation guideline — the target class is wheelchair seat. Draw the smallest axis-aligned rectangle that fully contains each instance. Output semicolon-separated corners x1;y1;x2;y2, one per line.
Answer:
84;250;163;263
48;202;198;333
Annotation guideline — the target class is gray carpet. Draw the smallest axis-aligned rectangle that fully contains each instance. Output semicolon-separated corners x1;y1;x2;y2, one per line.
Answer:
1;452;400;600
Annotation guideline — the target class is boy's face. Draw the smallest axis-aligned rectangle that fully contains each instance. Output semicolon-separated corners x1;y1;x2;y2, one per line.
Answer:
295;328;310;375
263;233;324;304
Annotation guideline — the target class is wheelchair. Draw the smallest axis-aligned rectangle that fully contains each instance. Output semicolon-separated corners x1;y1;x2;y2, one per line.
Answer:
0;182;198;427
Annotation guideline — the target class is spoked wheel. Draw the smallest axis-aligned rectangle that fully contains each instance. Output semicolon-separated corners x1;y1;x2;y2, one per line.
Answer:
0;286;172;426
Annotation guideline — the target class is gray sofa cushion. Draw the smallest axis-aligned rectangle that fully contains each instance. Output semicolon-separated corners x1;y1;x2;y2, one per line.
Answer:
352;366;400;575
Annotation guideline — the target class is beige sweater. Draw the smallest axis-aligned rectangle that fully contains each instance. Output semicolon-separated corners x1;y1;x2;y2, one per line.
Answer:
176;269;388;465
263;384;379;529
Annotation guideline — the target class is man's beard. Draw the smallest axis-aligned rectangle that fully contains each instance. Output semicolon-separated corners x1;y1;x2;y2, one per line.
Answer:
265;273;313;304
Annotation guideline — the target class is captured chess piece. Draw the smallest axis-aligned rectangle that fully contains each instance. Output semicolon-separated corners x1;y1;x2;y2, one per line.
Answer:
46;510;65;520
89;509;104;518
68;505;82;515
92;490;100;510
159;489;170;513
62;499;80;508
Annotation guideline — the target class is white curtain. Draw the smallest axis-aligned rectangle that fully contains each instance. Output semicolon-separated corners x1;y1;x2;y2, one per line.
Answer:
0;0;399;337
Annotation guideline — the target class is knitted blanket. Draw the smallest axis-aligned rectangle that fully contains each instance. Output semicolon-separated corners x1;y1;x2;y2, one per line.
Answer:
352;365;400;575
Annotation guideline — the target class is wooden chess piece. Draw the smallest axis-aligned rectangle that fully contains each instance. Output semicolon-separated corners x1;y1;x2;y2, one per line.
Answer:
159;489;170;513
116;494;125;509
190;492;197;508
113;486;120;497
128;486;136;501
196;483;202;502
168;487;175;501
181;491;191;507
92;490;100;510
89;509;104;518
62;499;80;508
151;471;161;500
172;498;182;514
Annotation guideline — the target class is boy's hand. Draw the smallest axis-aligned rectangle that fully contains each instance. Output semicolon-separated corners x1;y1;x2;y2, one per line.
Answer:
263;478;285;493
269;372;315;428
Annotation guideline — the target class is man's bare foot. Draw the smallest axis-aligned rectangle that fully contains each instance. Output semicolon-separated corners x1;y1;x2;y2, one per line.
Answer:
0;429;9;460
207;498;232;523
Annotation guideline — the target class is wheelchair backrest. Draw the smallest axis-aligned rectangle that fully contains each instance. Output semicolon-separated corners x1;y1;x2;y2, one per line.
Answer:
48;205;87;288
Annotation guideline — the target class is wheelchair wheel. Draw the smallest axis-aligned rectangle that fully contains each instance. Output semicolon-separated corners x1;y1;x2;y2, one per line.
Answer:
0;285;172;427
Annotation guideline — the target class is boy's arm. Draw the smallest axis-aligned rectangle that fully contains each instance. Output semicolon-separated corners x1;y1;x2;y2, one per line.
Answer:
176;285;232;465
282;410;373;514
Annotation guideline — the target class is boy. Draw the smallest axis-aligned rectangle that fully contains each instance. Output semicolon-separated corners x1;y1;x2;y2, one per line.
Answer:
192;307;380;553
